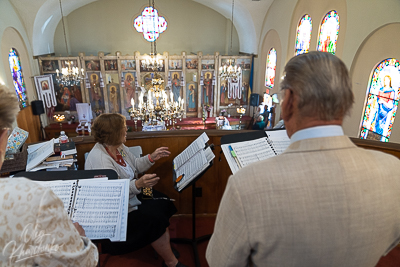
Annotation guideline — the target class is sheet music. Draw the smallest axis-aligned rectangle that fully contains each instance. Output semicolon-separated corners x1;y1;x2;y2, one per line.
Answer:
26;139;55;172
265;130;290;155
177;147;215;191
231;138;276;168
34;180;77;214
173;132;209;169
71;179;129;241
175;150;207;191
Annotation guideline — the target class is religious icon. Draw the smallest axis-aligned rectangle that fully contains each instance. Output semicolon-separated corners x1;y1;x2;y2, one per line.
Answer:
202;71;213;106
201;59;215;70
89;73;104;111
220;80;228;105
187;83;197;112
169;59;182;70
105;60;118;71
42;60;58;72
171;72;181;102
124;73;136;108
108;84;120;113
85;60;100;71
186;59;198;69
121;60;136;70
41;81;49;91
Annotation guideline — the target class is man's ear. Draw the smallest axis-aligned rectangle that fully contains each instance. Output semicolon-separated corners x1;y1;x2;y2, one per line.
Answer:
281;89;295;121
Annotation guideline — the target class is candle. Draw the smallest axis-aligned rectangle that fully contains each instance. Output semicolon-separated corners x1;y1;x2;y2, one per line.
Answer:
170;91;173;102
131;98;135;110
56;69;59;77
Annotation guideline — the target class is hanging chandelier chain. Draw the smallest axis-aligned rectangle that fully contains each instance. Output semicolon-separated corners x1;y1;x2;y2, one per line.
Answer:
59;0;69;56
230;0;234;56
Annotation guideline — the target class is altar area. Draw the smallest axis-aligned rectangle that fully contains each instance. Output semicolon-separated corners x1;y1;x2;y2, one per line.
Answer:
38;51;253;126
44;116;252;140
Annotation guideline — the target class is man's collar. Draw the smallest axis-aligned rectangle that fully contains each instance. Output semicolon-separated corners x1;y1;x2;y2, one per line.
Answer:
290;125;344;144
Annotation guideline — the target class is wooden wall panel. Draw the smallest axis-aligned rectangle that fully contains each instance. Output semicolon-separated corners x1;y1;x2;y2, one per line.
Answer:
73;131;400;215
16;106;41;144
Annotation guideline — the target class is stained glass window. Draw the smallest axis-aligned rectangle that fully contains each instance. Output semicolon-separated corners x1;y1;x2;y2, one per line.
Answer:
265;48;277;88
317;10;339;55
8;48;27;108
133;6;167;42
360;58;400;142
295;14;312;56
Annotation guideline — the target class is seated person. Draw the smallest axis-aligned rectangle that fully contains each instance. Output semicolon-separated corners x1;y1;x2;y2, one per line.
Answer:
0;85;98;266
262;105;270;124
85;113;186;267
252;115;266;130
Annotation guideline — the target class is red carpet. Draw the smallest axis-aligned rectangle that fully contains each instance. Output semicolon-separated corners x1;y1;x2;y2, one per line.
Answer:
99;215;400;267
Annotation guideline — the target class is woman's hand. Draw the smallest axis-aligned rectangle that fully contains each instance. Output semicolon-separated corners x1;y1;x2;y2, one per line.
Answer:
73;222;86;237
150;147;171;161
135;173;160;189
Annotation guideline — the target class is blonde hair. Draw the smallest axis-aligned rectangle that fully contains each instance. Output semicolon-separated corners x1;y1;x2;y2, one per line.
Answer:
0;85;19;129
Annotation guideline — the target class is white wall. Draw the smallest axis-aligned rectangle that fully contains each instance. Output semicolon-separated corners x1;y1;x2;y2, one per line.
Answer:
0;0;38;101
53;0;240;57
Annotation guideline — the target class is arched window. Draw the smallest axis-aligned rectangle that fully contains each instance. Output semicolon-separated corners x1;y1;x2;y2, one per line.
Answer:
317;10;339;55
8;48;27;108
295;14;312;56
265;48;277;89
360;58;400;142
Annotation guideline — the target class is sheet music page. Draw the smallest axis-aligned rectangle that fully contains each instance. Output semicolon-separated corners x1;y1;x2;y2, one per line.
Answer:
230;137;276;169
71;179;129;241
34;180;77;215
26;139;55;171
175;150;207;191
265;130;290;155
177;147;215;191
173;132;209;169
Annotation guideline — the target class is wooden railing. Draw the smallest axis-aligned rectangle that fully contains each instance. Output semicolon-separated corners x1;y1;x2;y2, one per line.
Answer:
72;130;400;215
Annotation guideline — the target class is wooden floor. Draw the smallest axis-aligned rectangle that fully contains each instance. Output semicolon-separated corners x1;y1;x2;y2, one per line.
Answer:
99;215;400;267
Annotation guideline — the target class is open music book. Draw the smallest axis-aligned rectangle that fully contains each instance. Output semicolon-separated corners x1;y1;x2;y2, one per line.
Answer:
222;129;290;174
35;178;129;241
173;132;215;192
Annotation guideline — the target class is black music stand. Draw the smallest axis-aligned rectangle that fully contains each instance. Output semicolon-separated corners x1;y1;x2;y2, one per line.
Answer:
171;145;214;267
14;169;118;181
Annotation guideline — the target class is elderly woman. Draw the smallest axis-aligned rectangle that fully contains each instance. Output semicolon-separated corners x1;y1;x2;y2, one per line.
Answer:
85;113;186;267
0;85;98;266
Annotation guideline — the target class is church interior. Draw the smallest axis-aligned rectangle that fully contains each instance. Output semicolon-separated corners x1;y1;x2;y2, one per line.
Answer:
1;0;400;266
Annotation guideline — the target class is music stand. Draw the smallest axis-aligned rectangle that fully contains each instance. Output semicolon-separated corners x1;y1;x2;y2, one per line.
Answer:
171;144;214;267
14;169;118;181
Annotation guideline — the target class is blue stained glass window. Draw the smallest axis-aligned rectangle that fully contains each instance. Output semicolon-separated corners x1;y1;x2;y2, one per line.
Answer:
8;48;27;108
360;58;400;142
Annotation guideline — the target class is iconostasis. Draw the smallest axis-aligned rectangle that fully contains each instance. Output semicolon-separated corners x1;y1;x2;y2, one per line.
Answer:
38;51;252;119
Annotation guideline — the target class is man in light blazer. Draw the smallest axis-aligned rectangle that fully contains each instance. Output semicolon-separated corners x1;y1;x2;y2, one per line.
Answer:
206;51;400;267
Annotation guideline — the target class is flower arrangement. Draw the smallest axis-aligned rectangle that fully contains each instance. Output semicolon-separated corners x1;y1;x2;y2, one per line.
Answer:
204;104;212;112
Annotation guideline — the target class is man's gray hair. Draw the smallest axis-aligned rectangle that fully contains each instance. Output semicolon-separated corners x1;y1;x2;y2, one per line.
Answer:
280;51;354;121
0;85;20;129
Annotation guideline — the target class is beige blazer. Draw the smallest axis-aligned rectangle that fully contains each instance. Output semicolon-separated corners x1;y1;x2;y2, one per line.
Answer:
206;136;400;267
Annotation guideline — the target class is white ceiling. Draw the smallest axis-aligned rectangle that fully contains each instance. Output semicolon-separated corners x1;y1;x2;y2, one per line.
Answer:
10;0;274;55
